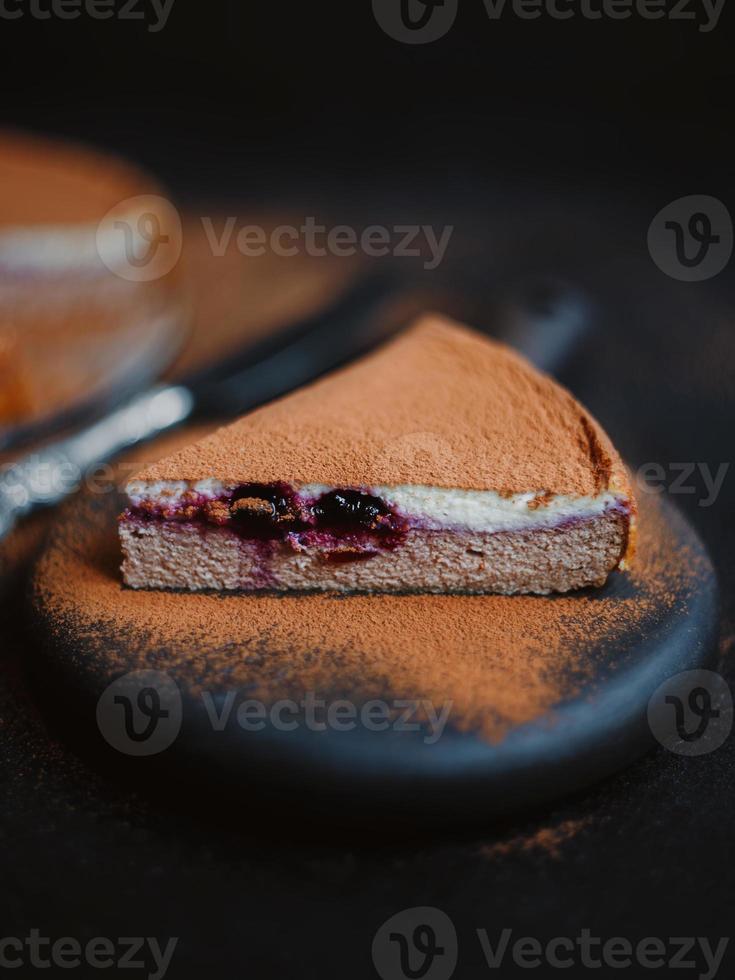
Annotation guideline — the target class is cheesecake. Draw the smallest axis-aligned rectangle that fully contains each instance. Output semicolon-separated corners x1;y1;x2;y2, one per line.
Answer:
120;315;636;595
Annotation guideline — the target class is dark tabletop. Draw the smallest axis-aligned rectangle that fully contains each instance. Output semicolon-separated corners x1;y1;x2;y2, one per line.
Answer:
0;188;733;980
2;5;735;977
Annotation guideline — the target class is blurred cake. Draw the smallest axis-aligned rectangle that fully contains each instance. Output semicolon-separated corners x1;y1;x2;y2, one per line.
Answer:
0;327;32;424
0;131;181;432
0;130;162;274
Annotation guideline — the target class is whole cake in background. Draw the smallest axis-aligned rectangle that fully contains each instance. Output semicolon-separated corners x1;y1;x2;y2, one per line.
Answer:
0;130;160;274
0;130;177;431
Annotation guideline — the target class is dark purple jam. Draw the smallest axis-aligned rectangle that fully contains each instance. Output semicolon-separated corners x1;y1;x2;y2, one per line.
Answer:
311;490;393;532
126;484;410;555
229;483;305;538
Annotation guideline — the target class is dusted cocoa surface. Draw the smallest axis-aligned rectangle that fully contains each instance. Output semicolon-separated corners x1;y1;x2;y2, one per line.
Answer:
136;316;632;499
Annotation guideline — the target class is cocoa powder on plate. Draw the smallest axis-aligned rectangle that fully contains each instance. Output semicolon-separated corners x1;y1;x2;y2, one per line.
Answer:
33;439;694;744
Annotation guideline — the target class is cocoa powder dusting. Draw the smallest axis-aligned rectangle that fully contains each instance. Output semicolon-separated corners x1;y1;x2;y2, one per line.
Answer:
33;477;699;743
136;316;632;500
479;817;592;860
231;497;273;517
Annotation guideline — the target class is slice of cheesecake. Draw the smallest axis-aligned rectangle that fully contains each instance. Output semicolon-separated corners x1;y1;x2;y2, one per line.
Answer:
120;315;636;595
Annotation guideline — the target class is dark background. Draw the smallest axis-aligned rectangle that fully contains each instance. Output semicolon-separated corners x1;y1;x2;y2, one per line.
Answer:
2;0;733;201
2;2;735;979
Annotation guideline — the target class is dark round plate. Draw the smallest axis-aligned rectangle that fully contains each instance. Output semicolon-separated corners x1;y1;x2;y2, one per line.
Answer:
29;490;718;828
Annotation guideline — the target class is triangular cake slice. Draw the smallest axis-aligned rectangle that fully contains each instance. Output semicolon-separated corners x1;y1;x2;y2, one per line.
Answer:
120;315;636;595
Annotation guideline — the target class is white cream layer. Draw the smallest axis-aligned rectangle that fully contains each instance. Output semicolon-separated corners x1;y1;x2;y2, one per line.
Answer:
125;479;627;533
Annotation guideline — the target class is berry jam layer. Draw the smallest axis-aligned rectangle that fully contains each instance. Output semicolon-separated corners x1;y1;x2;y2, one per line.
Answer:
122;484;410;555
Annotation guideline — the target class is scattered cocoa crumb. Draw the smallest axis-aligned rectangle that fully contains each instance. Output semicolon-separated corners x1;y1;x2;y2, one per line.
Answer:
204;500;231;525
527;491;555;511
230;497;274;517
479;817;591;860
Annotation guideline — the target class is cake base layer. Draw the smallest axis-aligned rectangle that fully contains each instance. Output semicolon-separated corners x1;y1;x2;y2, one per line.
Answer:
120;511;628;595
